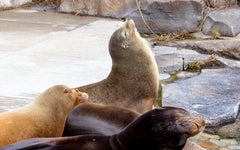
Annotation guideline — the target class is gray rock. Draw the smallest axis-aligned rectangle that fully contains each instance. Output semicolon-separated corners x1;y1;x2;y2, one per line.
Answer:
206;0;237;7
0;0;31;8
162;68;240;128
227;145;240;149
152;46;210;74
183;140;206;150
209;139;226;147
59;0;204;33
202;7;240;37
173;39;240;60
220;139;238;145
31;6;57;12
217;122;240;138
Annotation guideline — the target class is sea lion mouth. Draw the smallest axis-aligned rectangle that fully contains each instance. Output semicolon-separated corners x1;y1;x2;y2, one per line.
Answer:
78;92;88;103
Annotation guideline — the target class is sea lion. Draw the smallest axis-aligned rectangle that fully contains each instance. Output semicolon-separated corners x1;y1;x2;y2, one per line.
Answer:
0;85;88;147
63;102;141;136
1;107;205;150
77;19;159;114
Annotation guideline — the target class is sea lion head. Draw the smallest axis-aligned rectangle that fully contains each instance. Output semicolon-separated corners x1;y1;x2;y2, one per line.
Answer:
108;19;147;62
64;87;89;107
38;85;88;108
121;106;205;149
148;107;205;148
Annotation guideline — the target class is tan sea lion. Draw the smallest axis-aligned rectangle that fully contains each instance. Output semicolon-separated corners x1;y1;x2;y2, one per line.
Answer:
77;19;159;114
0;85;88;147
1;107;205;150
62;102;141;136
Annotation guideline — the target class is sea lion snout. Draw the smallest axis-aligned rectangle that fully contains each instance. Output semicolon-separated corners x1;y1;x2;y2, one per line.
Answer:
124;19;135;31
72;88;88;103
78;92;88;103
175;114;205;137
164;107;206;137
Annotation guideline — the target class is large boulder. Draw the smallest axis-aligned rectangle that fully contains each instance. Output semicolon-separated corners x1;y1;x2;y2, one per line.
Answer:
202;7;240;37
206;0;237;7
173;39;240;60
153;45;240;129
162;68;240;128
0;0;31;8
217;121;240;138
59;0;205;33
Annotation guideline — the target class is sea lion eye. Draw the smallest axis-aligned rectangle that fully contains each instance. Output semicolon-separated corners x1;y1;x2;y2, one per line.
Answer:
64;89;69;93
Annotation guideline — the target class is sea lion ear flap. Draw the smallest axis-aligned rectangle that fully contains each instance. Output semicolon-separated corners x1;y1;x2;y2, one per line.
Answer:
64;89;69;94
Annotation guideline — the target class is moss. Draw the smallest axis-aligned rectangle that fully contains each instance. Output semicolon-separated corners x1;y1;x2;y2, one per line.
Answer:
198;19;204;25
211;28;221;39
24;2;32;5
186;60;204;72
186;56;226;72
149;29;196;45
156;86;162;107
160;74;177;84
208;54;218;61
156;74;178;107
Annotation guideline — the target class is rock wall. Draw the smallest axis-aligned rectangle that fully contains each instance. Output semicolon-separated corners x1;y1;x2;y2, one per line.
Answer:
59;0;204;33
206;0;237;7
202;7;240;37
0;0;31;8
59;0;240;36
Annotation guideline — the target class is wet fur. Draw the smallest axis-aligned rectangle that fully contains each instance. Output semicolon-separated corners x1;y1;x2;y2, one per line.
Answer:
63;102;140;136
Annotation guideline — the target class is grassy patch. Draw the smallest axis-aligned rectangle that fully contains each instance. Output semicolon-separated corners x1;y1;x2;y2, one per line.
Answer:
185;55;226;72
211;28;221;39
141;29;196;45
156;29;195;43
198;19;204;25
186;60;204;72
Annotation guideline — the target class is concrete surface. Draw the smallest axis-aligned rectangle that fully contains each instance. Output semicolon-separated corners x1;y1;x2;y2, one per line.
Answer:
0;8;122;112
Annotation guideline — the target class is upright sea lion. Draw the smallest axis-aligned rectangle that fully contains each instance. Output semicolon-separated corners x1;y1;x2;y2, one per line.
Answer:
77;19;159;114
0;85;88;147
1;107;205;150
63;102;141;136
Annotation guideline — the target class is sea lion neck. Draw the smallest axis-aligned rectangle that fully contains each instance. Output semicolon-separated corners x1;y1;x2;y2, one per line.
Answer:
108;48;155;80
116;114;156;150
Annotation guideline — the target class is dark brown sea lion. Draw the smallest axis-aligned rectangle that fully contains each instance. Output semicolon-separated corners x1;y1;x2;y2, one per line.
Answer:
77;19;159;114
1;107;205;150
62;102;141;136
0;85;88;147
